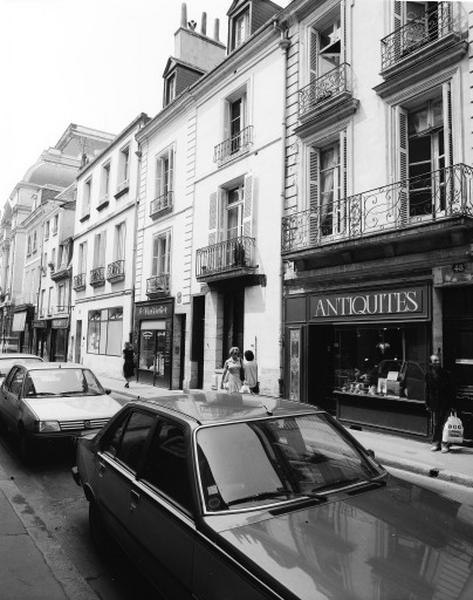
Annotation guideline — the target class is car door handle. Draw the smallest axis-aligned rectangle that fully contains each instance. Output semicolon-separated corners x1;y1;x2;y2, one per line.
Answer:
129;489;140;512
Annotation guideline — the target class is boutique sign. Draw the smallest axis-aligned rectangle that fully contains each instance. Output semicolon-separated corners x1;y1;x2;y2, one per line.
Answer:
309;286;429;322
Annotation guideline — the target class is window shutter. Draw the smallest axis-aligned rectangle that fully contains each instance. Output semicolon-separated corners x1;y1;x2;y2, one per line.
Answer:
169;148;175;192
398;106;409;225
309;27;319;83
340;130;348;234
442;82;453;168
164;231;171;274
208;192;218;245
242;175;253;237
340;0;347;64
101;231;107;267
309;146;320;245
155;157;162;198
393;1;404;60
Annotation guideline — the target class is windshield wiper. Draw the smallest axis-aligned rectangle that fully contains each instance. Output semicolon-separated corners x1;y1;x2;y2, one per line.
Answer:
56;390;88;396
227;490;292;507
313;477;386;495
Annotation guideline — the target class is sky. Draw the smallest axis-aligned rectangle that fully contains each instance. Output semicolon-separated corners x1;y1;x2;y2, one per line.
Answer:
0;0;288;206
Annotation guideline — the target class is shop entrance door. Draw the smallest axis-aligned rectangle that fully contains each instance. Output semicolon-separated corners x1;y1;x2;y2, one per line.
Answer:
308;325;335;413
138;320;170;388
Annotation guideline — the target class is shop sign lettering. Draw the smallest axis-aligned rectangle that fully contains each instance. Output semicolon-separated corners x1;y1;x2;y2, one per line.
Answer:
136;304;169;318
309;287;428;322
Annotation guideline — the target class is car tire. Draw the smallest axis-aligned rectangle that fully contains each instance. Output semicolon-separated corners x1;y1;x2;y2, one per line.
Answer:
89;500;110;554
18;425;36;464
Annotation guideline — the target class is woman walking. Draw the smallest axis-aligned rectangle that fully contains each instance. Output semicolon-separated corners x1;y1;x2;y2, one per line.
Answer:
123;342;135;388
221;347;243;393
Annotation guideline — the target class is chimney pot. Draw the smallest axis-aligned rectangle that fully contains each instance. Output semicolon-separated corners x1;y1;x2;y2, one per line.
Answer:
214;18;220;42
181;3;187;28
201;12;207;35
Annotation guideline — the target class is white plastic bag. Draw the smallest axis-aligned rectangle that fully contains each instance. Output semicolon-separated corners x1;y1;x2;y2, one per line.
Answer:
442;411;464;444
239;384;251;394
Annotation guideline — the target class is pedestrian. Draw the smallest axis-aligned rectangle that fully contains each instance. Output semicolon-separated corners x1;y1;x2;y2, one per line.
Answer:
425;353;455;453
123;341;135;388
220;347;243;393
243;350;259;394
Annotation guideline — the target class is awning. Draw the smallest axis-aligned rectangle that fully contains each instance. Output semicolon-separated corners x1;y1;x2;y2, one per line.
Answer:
11;311;27;332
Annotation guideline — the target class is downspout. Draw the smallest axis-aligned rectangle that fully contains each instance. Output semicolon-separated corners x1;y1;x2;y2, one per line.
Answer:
131;142;143;355
276;20;290;398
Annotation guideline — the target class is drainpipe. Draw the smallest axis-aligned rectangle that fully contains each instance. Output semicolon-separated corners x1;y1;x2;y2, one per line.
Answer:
276;20;290;398
131;143;143;354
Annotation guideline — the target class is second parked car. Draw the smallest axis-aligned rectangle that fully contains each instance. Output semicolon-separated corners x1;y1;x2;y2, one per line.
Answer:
0;362;122;460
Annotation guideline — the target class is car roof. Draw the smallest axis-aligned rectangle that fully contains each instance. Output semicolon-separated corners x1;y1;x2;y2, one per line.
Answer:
129;391;322;427
19;362;88;371
0;354;43;360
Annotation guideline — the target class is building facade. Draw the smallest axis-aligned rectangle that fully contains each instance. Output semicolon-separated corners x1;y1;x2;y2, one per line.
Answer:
280;0;473;439
70;114;149;378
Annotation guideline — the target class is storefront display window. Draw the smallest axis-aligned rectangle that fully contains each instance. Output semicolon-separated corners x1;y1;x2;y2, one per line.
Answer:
87;307;123;356
333;324;428;401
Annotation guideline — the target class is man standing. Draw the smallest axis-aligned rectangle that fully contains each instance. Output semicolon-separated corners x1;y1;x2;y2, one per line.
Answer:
425;354;455;453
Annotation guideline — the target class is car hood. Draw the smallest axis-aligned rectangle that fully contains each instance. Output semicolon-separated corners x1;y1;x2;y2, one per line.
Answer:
24;395;121;421
208;476;473;600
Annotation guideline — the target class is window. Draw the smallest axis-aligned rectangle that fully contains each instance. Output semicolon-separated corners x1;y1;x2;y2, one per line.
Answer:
78;241;87;274
47;286;53;314
32;231;37;253
308;9;342;86
397;2;443;52
51;248;56;269
52;215;58;235
58;283;65;308
231;8;249;50
83;178;92;216
141;419;192;511
309;132;347;239
118;146;130;187
44;221;50;240
164;74;176;106
114;222;126;261
152;231;171;276
155;147;174;199
93;231;106;268
40;289;45;314
27;235;31;256
87;307;123;356
6;367;24;396
115;411;156;472
225;185;244;240
101;162;111;198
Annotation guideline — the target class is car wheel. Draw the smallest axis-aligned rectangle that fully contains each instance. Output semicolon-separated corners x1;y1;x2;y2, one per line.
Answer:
89;500;110;554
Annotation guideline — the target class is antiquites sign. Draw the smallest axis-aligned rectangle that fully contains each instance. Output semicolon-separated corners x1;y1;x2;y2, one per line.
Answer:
309;286;429;322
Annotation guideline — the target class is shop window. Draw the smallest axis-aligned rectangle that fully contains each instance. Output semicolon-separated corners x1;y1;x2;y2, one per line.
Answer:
333;325;428;401
87;307;123;356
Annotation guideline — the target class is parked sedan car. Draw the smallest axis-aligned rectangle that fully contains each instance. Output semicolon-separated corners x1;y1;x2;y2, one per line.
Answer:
72;391;473;600
0;362;121;460
0;353;43;383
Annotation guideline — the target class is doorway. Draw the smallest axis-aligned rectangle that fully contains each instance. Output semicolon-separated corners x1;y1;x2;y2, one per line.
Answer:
138;320;171;388
75;321;82;363
222;288;244;363
191;296;205;388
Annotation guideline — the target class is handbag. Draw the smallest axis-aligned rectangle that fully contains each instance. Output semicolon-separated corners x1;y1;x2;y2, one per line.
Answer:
239;383;251;394
442;411;464;444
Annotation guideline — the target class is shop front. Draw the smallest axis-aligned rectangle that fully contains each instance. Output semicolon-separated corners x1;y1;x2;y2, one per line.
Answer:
285;285;432;437
33;319;50;359
50;317;69;362
134;299;174;388
11;305;34;353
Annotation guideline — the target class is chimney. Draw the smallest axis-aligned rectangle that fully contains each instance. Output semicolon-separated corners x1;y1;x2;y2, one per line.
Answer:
181;3;187;28
214;18;220;42
201;12;207;36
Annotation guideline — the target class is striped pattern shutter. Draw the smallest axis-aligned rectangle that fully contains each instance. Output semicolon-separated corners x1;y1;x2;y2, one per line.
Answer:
340;130;348;235
398;106;409;225
393;1;404;62
208;192;218;245
242;175;253;237
309;147;320;245
443;81;454;212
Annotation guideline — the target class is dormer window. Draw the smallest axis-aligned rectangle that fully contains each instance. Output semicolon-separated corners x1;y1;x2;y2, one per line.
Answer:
164;73;176;106
231;7;250;50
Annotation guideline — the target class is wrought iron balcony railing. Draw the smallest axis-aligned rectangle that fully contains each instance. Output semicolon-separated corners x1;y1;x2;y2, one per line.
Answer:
90;266;105;287
107;259;125;283
282;163;473;253
196;236;257;279
213;125;253;165
51;265;71;281
299;63;351;118
73;273;86;291
146;274;170;295
381;2;454;71
150;191;173;218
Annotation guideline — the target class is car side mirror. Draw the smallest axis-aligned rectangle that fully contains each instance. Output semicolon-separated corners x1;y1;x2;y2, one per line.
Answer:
366;448;375;460
104;388;111;395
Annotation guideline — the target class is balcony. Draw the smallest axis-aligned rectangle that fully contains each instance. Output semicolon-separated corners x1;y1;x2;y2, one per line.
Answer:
107;259;125;283
146;274;170;298
196;236;260;284
150;191;173;219
213;126;253;166
377;3;466;96
282;163;473;265
51;265;71;282
90;266;105;287
73;273;86;291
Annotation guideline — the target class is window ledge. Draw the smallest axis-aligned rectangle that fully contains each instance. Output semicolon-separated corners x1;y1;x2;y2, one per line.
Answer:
79;213;90;223
96;199;110;212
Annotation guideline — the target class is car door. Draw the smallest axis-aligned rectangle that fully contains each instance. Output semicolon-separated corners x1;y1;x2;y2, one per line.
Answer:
94;408;156;554
127;418;196;599
0;367;25;428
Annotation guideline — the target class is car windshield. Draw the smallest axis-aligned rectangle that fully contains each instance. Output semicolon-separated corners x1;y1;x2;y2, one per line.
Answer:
0;357;42;376
196;413;382;511
25;368;105;397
